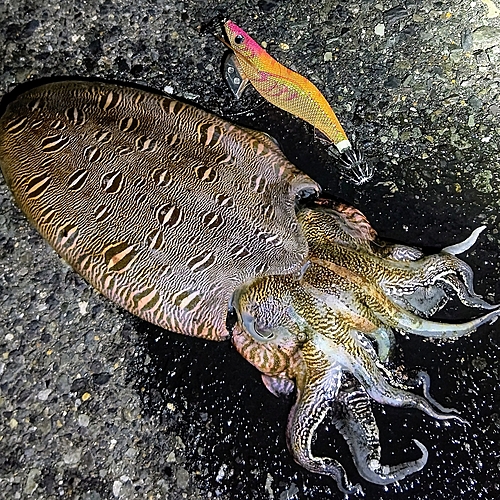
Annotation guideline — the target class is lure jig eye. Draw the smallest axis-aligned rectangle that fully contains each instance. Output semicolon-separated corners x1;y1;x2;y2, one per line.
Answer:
234;34;245;44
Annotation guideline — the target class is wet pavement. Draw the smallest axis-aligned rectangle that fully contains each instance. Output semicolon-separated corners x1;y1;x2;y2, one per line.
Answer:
0;0;499;499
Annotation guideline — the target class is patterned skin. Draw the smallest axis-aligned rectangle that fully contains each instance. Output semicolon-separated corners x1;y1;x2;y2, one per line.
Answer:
0;80;319;342
1;80;498;494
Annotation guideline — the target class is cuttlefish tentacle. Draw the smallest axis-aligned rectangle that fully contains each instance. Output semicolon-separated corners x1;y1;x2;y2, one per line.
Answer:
424;253;497;310
333;375;429;485
232;320;363;495
287;349;363;495
442;226;486;255
299;208;495;312
411;371;461;416
306;259;500;341
377;225;486;261
390;300;500;338
335;331;464;423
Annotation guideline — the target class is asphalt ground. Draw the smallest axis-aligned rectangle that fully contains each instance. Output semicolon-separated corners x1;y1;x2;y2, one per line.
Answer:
0;1;499;499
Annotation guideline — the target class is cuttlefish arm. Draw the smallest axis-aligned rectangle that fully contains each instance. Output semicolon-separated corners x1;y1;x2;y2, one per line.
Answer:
254;355;427;488
232;275;452;492
231;315;362;495
264;367;428;488
333;375;428;485
287;349;363;495
300;208;497;315
287;334;434;493
305;260;500;341
258;365;427;488
301;204;377;253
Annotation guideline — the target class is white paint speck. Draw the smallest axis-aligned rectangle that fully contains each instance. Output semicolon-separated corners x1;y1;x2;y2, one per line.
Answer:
78;301;88;315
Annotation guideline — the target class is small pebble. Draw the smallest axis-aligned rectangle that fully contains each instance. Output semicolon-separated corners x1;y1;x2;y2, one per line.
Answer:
468;96;483;109
472;170;493;193
384;5;409;25
37;389;52;401
280;483;299;499
63;448;82;465
113;480;122;497
384;75;401;88
461;29;473;50
78;414;90;427
216;463;227;482
175;466;190;489
489;104;500;115
375;23;385;36
481;0;500;18
25;468;41;495
182;92;199;100
78;301;88;315
472;26;500;51
472;357;488;370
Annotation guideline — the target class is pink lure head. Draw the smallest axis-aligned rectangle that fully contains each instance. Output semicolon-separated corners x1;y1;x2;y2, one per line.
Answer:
224;20;265;60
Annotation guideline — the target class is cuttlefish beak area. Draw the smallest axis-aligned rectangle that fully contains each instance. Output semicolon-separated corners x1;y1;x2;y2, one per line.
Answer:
231;211;499;494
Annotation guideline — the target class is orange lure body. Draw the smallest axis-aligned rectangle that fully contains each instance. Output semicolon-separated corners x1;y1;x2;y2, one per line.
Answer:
223;20;351;152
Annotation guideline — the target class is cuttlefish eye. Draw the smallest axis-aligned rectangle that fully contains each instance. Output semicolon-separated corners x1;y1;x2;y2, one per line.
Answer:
234;34;245;44
241;311;275;341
